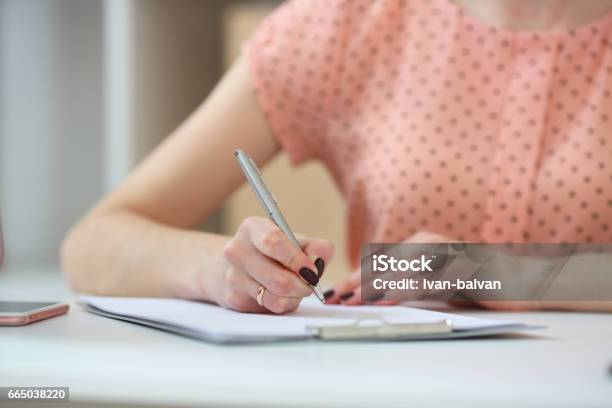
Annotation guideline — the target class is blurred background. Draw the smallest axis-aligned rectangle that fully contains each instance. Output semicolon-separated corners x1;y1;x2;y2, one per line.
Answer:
0;0;349;282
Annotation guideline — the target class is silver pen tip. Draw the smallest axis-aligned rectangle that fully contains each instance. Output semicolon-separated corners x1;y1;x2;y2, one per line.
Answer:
312;285;326;303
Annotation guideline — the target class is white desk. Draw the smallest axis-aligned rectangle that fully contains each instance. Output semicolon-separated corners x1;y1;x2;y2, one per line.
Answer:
1;267;611;408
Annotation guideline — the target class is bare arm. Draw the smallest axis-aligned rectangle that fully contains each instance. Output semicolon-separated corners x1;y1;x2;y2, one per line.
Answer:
328;231;612;312
61;56;334;312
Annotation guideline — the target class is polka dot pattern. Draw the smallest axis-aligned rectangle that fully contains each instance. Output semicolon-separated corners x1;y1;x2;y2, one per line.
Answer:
246;0;612;265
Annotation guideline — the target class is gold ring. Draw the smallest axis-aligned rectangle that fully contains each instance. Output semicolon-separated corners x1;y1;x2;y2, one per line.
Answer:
256;286;266;306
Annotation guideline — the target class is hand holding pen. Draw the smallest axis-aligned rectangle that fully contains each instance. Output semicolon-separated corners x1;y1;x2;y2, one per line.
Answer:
222;217;333;313
219;150;333;314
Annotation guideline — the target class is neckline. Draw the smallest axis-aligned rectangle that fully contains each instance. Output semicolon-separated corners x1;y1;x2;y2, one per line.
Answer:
442;0;612;40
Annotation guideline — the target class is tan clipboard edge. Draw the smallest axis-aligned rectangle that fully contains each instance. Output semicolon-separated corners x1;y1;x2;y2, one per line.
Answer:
309;317;453;341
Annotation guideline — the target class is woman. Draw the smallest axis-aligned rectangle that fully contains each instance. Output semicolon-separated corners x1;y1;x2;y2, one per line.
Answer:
62;0;612;313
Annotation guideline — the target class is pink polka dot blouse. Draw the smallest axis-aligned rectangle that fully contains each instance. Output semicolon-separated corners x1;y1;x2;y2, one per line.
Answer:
245;0;612;266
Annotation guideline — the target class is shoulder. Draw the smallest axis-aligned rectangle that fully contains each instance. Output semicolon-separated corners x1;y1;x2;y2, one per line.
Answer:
249;0;428;46
247;0;436;77
242;0;435;164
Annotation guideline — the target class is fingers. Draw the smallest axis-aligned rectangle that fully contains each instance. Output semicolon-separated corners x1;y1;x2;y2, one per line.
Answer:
242;272;301;314
242;245;312;298
222;266;268;313
244;218;320;285
222;216;336;313
326;270;361;304
341;286;363;305
224;239;312;298
325;269;400;306
296;234;335;278
334;282;390;305
475;300;544;311
324;231;454;307
223;267;300;314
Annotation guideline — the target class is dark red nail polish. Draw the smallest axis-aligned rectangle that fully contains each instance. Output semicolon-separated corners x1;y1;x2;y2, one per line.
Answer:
367;292;385;303
339;291;354;301
299;267;319;285
315;258;325;277
323;289;335;300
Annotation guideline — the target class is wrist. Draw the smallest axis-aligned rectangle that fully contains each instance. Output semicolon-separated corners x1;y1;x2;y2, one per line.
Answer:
172;233;231;304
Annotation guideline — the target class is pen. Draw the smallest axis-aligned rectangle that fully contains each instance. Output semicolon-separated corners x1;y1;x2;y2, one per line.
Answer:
233;149;326;303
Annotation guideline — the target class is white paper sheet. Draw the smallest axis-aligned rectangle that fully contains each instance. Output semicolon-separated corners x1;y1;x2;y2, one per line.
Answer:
80;295;525;342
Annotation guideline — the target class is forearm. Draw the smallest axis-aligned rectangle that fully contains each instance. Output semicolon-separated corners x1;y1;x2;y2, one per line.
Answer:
467;251;612;312
386;232;612;312
61;208;230;301
513;252;612;311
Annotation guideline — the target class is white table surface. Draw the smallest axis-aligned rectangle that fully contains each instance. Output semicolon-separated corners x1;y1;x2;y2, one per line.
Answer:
0;266;611;408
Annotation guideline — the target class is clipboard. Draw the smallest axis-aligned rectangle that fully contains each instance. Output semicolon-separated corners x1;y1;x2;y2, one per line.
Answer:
79;296;543;344
310;318;453;340
310;318;541;341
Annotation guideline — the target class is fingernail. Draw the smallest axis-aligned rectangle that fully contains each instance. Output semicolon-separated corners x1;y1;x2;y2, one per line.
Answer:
323;289;335;300
339;291;354;301
367;292;385;303
299;267;319;285
314;258;325;277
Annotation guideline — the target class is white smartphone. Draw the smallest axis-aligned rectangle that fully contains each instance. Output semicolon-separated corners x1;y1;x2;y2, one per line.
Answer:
0;301;69;326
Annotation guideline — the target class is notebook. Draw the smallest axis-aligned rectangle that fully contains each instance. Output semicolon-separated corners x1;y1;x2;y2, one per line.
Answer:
79;296;541;344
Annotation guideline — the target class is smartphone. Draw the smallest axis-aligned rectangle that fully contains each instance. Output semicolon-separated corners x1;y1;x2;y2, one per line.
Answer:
0;301;69;326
